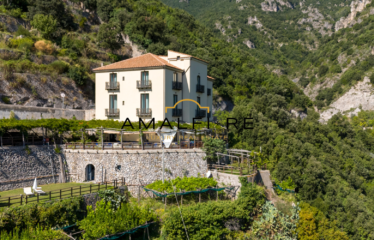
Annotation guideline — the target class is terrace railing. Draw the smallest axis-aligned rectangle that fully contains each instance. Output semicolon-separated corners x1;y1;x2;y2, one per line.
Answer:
65;140;204;150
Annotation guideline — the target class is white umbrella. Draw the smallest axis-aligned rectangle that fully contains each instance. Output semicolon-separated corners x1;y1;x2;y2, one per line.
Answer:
33;178;37;191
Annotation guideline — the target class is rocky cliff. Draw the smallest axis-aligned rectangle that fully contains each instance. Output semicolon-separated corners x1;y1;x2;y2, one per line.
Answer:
261;0;293;12
335;0;372;31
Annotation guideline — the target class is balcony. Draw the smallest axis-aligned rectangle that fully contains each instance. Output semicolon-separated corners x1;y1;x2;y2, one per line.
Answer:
137;81;152;89
105;82;120;90
195;109;206;118
207;88;211;96
105;109;120;117
172;108;183;117
137;108;152;118
172;81;182;90
196;84;205;93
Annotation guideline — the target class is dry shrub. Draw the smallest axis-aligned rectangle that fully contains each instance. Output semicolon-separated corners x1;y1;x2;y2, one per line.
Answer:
9;82;17;88
40;77;47;84
15;76;26;87
0;51;21;61
61;77;71;85
34;40;55;55
73;97;77;102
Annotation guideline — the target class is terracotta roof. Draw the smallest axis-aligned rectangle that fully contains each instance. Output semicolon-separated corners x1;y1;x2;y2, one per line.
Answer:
93;53;183;72
207;76;215;81
168;50;209;63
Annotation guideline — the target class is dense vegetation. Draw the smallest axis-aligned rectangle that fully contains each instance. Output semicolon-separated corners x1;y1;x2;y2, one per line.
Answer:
146;176;217;193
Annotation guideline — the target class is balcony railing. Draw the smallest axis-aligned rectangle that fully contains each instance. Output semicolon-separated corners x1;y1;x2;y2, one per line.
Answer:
137;81;152;89
195;109;206;118
172;108;182;117
172;81;182;90
137;108;152;117
105;82;120;90
196;84;205;93
105;109;120;117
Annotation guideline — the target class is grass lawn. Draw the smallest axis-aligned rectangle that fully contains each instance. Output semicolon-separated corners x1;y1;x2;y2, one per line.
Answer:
0;182;115;208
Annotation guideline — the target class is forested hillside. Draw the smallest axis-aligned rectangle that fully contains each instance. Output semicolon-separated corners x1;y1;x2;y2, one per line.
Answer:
1;0;374;239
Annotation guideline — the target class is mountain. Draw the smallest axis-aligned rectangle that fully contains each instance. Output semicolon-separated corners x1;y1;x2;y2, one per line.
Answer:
161;0;374;120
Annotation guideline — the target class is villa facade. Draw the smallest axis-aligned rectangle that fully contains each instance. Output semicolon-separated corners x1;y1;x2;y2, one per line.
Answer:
93;50;214;123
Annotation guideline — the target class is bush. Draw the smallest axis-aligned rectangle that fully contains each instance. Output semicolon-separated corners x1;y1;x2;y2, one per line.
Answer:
318;65;329;77
69;67;87;86
370;73;374;84
78;200;157;240
8;38;34;51
299;77;310;88
347;48;354;55
201;138;227;162
330;65;342;73
0;197;83;232
34;40;55;54
0;226;69;240
146;176;217;193
2;96;11;104
341;69;362;85
15;26;31;37
49;60;69;74
31;14;57;39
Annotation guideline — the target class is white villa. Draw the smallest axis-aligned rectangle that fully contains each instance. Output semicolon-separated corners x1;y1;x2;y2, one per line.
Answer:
93;50;214;123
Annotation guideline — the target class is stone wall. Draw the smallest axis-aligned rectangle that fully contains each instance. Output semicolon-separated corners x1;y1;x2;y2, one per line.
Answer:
64;149;208;195
0;146;61;191
0;104;93;120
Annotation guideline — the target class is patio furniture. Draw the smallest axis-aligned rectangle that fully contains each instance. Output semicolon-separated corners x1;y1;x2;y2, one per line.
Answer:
33;178;46;195
24;187;34;196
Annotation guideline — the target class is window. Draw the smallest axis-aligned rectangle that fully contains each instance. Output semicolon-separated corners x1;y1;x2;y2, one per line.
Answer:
122;101;125;105
207;88;211;96
141;71;149;85
173;95;178;108
141;94;149;110
123;76;125;81
109;95;117;109
173;72;178;82
197;75;201;85
177;56;180;60
110;73;117;88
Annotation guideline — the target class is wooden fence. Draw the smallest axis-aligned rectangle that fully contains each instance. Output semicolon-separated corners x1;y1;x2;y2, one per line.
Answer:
208;164;256;176
0;179;124;208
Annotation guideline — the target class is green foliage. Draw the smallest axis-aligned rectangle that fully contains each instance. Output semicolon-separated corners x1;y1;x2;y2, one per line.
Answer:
49;60;69;74
252;201;300;239
27;0;75;30
299;77;310;88
24;145;31;155
162;180;265;239
2;96;11;104
0;197;84;232
297;202;349;240
78;200;157;240
318;65;329;77
97;189;127;210
69;66;87;86
97;22;123;52
146;176;217;193
201;137;226;162
31;14;57;39
15;26;31;37
8;38;34;51
0;226;69;240
97;0;113;22
330;64;342;73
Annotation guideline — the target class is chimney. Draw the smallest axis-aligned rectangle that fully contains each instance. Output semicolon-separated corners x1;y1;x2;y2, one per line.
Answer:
101;62;104;67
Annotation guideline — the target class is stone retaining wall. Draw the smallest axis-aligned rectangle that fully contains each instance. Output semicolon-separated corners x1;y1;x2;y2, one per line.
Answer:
64;149;208;195
0;146;61;191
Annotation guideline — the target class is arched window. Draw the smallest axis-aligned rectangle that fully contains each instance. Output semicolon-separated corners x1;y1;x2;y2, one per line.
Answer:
197;75;201;85
86;164;95;181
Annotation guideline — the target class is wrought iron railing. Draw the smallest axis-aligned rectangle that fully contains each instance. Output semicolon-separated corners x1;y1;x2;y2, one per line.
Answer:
195;109;206;118
172;108;182;117
196;84;205;93
137;81;152;89
105;82;120;90
105;109;120;117
172;81;182;90
136;108;152;117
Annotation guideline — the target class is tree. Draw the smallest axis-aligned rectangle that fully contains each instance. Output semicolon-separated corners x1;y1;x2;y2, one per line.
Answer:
83;0;97;12
318;65;329;77
31;14;57;40
28;0;74;30
69;67;87;86
97;0;113;22
201;138;226;162
97;22;123;52
370;73;374;84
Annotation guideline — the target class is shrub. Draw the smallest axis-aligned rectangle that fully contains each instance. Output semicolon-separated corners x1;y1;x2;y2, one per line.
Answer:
0;197;83;232
8;38;34;51
78;200;156;240
370;73;374;84
331;65;342;73
299;77;310;88
31;14;57;39
49;60;69;74
15;76;26;87
69;67;87;86
2;97;11;104
318;65;329;77
15;26;31;37
347;48;354;55
34;40;55;54
146;176;217;193
0;226;69;240
40;77;47;84
201;138;226;162
61;77;71;85
1;61;15;80
341;69;362;85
